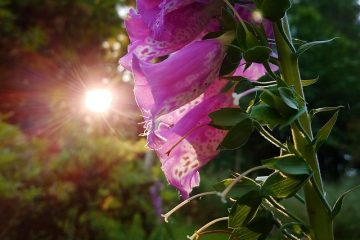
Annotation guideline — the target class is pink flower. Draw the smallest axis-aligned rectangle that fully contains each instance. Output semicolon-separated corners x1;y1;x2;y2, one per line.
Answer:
120;0;222;69
153;80;233;198
121;1;278;198
131;39;224;149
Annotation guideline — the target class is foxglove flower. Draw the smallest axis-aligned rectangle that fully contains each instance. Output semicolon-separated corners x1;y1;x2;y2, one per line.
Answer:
132;39;224;148
121;1;277;198
120;0;223;69
153;81;233;198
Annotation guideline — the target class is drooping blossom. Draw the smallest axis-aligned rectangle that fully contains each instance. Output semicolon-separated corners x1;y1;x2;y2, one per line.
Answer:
121;1;277;198
153;80;232;198
131;39;224;148
120;0;223;69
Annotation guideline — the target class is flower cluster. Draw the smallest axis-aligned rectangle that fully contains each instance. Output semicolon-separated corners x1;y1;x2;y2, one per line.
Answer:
120;0;273;198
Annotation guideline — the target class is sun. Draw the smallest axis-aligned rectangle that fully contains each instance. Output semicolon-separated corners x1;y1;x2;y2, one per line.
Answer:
85;89;113;113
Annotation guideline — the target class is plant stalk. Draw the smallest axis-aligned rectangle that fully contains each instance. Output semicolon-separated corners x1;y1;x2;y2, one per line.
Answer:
273;15;334;240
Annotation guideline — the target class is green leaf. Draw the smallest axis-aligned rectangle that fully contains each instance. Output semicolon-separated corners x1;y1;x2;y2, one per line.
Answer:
209;108;248;130
332;185;360;219
260;89;296;119
297;38;338;56
261;0;291;21
310;106;344;119
230;210;274;240
279;107;306;129
220;41;242;75
302;76;319;87
220;118;254;150
220;8;237;31
261;154;311;176
213;177;260;199
313;111;339;151
278;87;298;110
250;104;284;129
236;22;247;49
228;191;262;229
243;46;272;63
261;172;310;199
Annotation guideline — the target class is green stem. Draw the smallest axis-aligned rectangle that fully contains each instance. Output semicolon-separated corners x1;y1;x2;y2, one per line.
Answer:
273;15;334;240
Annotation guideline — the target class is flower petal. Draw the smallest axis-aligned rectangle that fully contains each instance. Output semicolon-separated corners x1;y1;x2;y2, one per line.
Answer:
132;39;224;119
154;92;234;198
233;59;278;81
120;0;222;69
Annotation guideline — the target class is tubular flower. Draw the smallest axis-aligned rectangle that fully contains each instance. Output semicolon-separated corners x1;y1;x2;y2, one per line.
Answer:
120;1;277;198
131;39;224;148
120;0;223;69
153;80;233;198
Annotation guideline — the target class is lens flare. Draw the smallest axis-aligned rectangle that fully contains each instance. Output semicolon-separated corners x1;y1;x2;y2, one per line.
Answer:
85;89;113;113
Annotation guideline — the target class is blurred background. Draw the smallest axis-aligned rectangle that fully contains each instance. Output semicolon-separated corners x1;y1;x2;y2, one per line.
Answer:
0;0;359;239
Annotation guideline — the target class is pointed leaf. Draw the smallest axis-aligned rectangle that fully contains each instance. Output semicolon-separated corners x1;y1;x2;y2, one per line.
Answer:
220;40;242;75
261;172;310;199
244;46;272;64
213;177;260;199
332;185;360;219
278;87;299;110
262;154;311;176
230;210;274;240
228;191;262;229
302;77;319;87
313;111;339;151
250;104;284;129
279;107;306;129
221;8;237;30
310;106;344;119
209;108;248;130
220;118;254;150
297;38;338;56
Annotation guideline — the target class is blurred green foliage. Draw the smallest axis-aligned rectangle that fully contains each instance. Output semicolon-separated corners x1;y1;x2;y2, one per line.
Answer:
0;115;167;239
